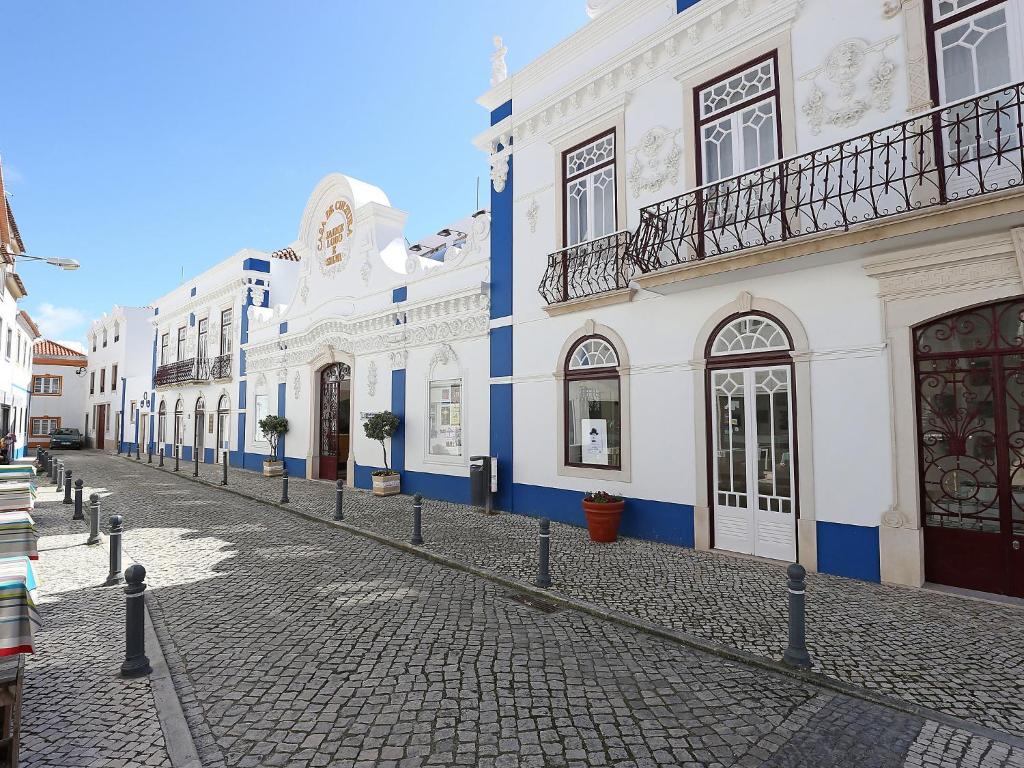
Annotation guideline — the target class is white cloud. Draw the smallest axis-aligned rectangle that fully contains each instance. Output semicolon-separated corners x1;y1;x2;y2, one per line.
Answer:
34;303;86;338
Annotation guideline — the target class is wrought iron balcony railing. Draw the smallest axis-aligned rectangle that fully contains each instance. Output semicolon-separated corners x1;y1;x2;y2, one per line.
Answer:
538;230;632;305
629;80;1024;275
210;353;232;380
154;359;198;388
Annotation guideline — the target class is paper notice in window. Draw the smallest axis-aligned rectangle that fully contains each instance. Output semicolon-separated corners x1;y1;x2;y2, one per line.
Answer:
581;418;608;465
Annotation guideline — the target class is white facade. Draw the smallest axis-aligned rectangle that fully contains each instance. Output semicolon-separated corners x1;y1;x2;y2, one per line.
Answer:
28;341;88;449
85;306;153;451
244;174;491;489
149;249;300;466
471;0;1024;594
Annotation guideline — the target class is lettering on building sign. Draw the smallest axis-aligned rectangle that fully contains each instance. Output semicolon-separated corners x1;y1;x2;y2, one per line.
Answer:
316;198;355;273
359;411;378;422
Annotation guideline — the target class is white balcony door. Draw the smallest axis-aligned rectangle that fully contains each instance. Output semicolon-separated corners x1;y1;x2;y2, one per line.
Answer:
564;132;617;247
711;366;796;561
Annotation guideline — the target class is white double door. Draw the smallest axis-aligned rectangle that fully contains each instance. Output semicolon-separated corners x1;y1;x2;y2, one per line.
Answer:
711;365;796;561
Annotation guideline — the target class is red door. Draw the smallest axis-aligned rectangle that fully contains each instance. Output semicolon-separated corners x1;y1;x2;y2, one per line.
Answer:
318;364;350;480
96;405;106;450
915;298;1024;596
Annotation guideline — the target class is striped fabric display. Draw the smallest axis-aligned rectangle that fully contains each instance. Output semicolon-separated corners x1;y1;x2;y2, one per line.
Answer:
0;512;38;560
0;481;35;513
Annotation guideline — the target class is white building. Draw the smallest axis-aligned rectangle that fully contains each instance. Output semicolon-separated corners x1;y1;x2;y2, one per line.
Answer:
84;306;152;451
150;249;300;466
243;174;490;493
469;0;1024;595
0;162;39;460
28;340;88;450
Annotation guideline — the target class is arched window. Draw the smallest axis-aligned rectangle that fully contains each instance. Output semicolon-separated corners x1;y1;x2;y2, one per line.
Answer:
113;322;120;343
157;401;167;444
216;395;230;460
194;396;206;456
564;335;621;469
709;314;790;356
173;399;184;446
102;328;108;348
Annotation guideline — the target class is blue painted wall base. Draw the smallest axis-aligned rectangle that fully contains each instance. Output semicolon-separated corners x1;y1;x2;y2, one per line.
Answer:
354;463;472;505
815;521;880;582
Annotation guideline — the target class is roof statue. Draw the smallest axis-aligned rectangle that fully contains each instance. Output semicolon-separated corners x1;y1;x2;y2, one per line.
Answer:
490;36;507;88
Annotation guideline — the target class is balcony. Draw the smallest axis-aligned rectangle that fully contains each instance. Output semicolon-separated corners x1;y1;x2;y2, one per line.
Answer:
537;230;632;309
155;359;197;387
538;80;1024;305
209;353;232;380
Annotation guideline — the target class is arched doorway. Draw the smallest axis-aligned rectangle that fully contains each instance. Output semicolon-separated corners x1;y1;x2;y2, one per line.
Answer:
707;313;797;561
173;399;184;451
157;401;167;446
319;363;351;480
215;395;230;463
915;297;1024;596
195;396;206;462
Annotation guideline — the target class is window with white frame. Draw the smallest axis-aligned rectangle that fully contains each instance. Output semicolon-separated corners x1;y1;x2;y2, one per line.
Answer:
158;401;167;443
102;328;108;348
220;308;233;355
32;376;62;395
177;326;187;360
563;130;617;247
931;1;1021;103
697;56;780;184
160;333;169;365
30;417;59;437
428;379;463;457
173;400;183;445
113;322;120;343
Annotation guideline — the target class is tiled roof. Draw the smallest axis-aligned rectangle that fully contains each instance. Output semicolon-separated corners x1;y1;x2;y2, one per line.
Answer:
9;272;27;298
34;339;85;359
18;311;40;338
6;201;24;255
270;247;300;261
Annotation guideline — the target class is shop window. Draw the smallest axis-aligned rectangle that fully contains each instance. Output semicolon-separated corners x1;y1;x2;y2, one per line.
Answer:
564;336;621;469
428;379;463;457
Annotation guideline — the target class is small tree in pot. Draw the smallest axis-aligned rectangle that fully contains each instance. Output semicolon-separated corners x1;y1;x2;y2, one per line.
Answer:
258;415;289;477
363;410;401;496
582;491;625;543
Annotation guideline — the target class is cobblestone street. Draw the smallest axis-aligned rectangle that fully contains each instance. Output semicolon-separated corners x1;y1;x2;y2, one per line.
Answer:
147;449;1024;739
22;474;172;768
17;450;1024;767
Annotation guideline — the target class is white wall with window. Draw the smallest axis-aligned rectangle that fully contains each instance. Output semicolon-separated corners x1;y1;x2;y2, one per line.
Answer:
29;340;88;449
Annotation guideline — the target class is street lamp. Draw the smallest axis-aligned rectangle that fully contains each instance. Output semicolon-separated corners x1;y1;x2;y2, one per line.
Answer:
14;253;80;271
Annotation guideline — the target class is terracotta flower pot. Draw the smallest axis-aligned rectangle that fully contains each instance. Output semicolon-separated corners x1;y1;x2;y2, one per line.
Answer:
582;499;624;543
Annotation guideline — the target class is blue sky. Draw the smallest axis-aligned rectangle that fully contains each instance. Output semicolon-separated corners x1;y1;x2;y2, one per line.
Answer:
3;1;584;347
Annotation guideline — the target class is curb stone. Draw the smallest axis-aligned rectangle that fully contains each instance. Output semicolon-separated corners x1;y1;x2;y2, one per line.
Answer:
118;454;1024;750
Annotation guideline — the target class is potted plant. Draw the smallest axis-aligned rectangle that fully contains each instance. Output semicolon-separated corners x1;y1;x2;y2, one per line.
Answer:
582;491;625;543
258;415;289;477
363;410;401;496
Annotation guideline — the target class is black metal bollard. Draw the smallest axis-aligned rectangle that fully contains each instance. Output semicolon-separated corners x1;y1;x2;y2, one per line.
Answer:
782;563;812;669
280;467;289;504
193;446;199;477
116;439;122;455
73;479;85;521
120;564;152;678
45;451;52;478
535;518;552;588
159;448;164;468
87;493;101;545
105;514;124;586
135;442;140;461
148;444;152;464
221;452;228;486
174;446;180;472
55;460;64;489
63;470;73;504
333;480;344;521
410;493;423;545
49;455;58;484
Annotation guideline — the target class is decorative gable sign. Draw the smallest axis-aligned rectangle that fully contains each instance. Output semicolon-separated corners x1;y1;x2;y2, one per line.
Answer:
316;198;355;274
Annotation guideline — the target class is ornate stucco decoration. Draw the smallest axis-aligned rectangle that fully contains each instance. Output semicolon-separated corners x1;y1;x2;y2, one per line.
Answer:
586;0;625;18
299;278;309;304
316;198;355;278
490;150;510;193
367;361;378;396
447;212;491;266
800;36;899;136
882;0;903;18
627;127;682;198
526;199;539;234
293;370;301;399
389;349;408;370
490;36;507;87
430;343;459;371
360;257;372;287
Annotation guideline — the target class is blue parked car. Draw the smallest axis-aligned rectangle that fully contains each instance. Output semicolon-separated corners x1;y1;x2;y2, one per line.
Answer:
49;428;83;450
